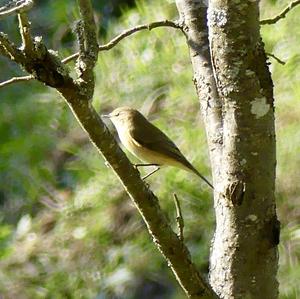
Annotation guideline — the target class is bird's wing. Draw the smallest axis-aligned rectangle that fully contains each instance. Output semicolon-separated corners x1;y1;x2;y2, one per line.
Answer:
129;113;214;189
129;115;192;168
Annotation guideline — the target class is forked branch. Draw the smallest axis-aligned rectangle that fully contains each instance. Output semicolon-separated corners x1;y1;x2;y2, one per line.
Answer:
63;20;181;63
260;0;300;25
0;19;181;87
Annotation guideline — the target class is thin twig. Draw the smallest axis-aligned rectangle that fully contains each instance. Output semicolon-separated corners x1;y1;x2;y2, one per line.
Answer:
142;166;160;180
173;193;184;241
62;20;181;64
260;0;300;25
98;20;181;51
0;44;11;59
0;32;24;61
0;0;34;19
0;20;181;87
61;52;78;64
0;75;34;87
266;52;286;65
18;13;34;54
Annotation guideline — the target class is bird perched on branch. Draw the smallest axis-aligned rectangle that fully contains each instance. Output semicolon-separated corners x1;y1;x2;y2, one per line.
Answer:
102;106;213;189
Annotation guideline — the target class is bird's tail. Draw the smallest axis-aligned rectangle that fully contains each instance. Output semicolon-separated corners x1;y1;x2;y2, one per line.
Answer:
193;168;214;189
167;150;214;189
186;163;214;189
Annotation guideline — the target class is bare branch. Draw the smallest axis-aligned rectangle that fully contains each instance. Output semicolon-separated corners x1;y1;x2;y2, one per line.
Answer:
266;52;286;65
98;20;181;51
0;32;24;62
18;13;34;54
0;75;33;87
56;90;219;299
173;193;184;241
0;0;34;19
175;1;222;190
76;0;98;89
77;0;98;56
0;3;217;297
74;20;85;56
61;52;78;64
62;20;181;64
260;0;300;25
1;18;180;87
0;44;11;59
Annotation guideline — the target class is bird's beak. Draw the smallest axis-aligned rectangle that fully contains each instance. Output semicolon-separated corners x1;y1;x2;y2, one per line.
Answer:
101;114;110;119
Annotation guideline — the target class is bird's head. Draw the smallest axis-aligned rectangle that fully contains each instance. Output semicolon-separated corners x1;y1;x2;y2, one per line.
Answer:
102;106;140;129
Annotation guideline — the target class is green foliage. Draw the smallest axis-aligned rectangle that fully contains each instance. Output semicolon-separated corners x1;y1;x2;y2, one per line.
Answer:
0;224;12;259
0;0;299;298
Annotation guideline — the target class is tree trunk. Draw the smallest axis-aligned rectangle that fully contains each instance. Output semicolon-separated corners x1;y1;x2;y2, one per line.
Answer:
176;1;279;298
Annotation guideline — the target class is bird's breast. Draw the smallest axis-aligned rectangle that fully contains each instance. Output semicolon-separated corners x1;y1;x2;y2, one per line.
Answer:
118;129;156;163
117;129;187;168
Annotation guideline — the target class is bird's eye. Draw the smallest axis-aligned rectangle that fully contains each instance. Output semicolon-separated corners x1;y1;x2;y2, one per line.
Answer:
114;112;120;117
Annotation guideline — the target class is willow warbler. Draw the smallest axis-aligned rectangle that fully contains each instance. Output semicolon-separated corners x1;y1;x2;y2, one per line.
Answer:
102;107;213;189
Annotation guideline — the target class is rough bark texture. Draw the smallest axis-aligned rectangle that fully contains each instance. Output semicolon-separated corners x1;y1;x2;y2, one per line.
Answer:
1;0;280;298
175;0;223;184
176;0;279;298
58;86;218;299
0;1;218;298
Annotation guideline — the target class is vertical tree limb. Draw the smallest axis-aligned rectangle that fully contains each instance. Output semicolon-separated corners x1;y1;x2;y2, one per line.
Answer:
207;1;279;298
175;0;279;298
175;0;223;188
76;0;98;95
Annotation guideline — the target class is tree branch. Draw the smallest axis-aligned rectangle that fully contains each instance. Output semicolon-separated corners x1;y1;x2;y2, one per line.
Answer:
175;1;222;186
0;75;33;87
62;20;181;64
0;44;11;59
98;20;181;51
18;12;34;54
0;0;34;20
260;0;300;25
173;193;184;241
207;0;279;297
0;5;217;297
76;0;98;93
266;52;286;65
0;20;182;87
57;85;218;299
0;32;24;62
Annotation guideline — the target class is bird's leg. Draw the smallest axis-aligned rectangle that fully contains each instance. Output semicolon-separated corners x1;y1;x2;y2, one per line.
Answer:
142;166;160;180
132;163;161;180
134;163;160;169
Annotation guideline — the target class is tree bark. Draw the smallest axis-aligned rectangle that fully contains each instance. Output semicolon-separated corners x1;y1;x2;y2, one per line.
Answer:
0;0;280;298
176;0;279;298
0;1;218;298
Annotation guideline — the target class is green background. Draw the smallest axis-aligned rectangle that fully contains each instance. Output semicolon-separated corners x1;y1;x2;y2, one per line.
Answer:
0;0;299;298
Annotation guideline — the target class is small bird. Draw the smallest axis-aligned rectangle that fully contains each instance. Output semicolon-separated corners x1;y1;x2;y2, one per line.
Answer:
102;107;213;189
